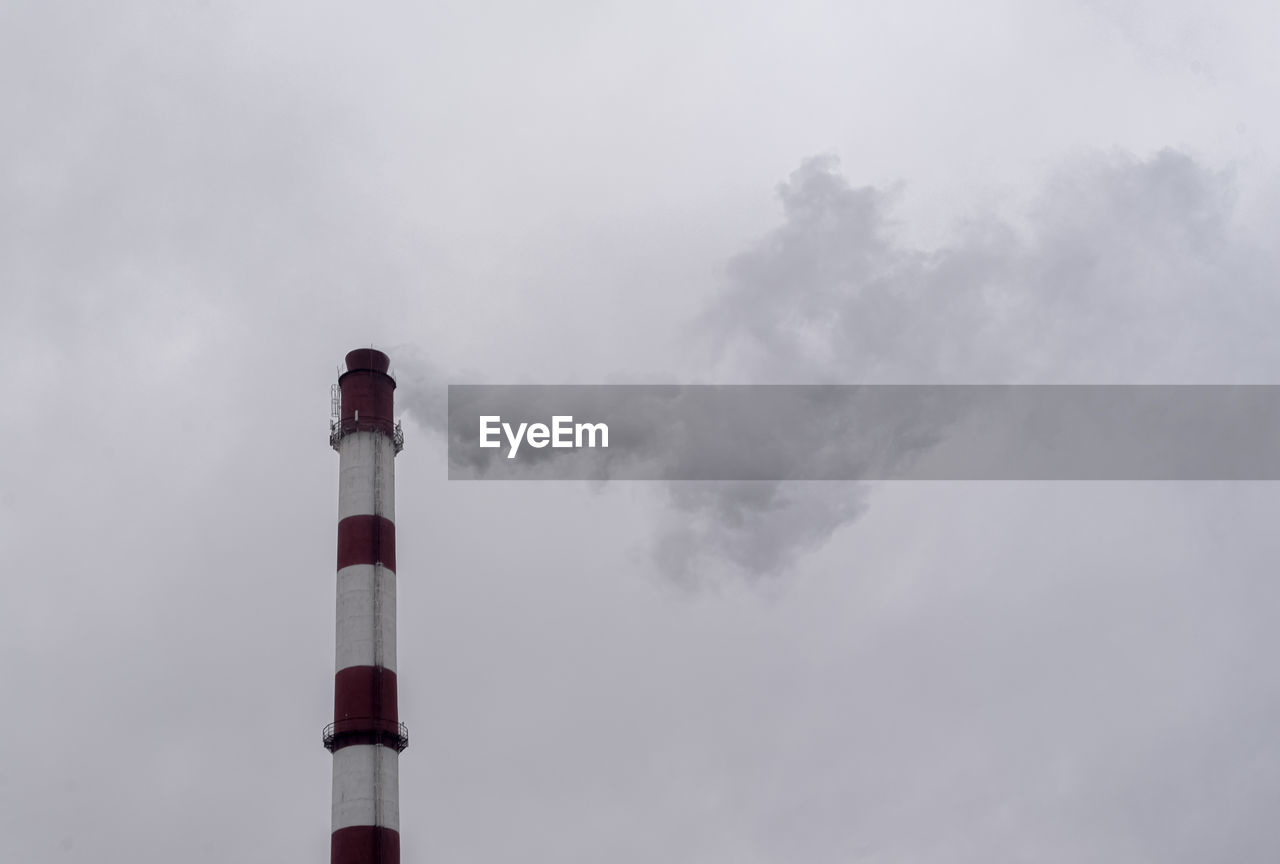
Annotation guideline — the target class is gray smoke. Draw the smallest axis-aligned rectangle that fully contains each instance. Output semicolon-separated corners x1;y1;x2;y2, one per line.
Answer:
701;149;1253;386
396;147;1280;582
650;148;1275;580
387;343;452;436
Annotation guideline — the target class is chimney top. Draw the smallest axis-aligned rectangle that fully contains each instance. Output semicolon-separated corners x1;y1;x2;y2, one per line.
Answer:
344;348;391;375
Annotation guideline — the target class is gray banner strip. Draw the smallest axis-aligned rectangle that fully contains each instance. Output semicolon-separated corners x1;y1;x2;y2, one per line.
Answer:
447;385;1280;480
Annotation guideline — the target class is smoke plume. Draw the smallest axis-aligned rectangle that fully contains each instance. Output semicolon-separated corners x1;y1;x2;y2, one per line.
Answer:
398;148;1280;582
649;148;1277;581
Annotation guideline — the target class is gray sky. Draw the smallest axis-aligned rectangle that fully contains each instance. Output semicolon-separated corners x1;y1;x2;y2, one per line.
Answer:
4;1;1280;861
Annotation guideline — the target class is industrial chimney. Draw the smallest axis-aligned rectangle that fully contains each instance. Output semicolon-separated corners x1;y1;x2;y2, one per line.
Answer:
323;348;407;864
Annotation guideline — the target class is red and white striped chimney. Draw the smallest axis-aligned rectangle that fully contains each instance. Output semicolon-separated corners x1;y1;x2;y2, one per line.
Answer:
324;348;407;864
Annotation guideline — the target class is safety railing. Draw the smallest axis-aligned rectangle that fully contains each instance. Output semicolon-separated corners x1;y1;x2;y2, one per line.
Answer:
328;419;405;453
322;720;410;753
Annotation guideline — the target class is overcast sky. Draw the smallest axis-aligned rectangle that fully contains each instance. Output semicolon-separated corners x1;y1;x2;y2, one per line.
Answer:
5;1;1280;861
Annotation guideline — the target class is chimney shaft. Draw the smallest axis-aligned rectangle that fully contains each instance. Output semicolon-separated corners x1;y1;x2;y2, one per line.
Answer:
325;348;406;864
